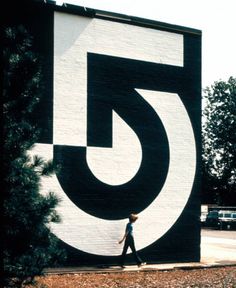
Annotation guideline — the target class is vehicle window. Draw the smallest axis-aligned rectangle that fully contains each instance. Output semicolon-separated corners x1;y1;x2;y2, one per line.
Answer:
210;212;217;216
207;212;218;218
225;213;231;217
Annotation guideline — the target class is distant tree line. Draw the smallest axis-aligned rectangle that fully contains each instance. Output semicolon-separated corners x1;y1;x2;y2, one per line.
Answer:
202;77;236;206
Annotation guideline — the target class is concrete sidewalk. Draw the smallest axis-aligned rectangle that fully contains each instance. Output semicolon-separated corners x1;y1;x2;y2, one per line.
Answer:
45;256;236;275
45;230;236;274
45;258;236;275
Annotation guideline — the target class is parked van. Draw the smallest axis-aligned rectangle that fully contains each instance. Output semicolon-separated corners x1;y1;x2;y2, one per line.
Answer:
218;210;236;230
205;210;236;230
205;210;220;228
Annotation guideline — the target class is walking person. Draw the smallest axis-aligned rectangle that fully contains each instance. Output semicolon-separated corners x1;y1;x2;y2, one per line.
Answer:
118;213;146;268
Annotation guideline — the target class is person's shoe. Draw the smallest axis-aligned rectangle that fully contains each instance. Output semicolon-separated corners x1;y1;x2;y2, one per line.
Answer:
138;262;146;267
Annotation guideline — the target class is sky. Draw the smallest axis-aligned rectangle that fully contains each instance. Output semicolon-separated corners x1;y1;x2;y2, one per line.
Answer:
56;0;236;88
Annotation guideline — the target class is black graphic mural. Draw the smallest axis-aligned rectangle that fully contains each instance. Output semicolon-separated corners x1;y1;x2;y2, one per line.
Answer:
16;2;201;266
54;53;172;220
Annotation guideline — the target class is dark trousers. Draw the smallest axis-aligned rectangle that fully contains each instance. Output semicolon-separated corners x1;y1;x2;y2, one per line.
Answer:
120;235;142;265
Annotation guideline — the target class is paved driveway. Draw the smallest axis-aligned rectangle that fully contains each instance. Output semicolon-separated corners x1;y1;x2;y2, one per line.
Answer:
201;228;236;265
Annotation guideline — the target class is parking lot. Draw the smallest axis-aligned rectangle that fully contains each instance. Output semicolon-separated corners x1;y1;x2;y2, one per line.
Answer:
201;208;236;230
201;228;236;265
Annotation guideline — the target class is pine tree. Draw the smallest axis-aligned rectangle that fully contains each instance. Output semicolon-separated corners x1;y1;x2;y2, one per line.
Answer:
3;25;66;288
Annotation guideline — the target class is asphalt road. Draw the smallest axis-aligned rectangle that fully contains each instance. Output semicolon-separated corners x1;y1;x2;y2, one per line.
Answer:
201;228;236;264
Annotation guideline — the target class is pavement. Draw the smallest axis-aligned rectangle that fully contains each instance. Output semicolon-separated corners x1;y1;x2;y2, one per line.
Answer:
45;229;236;274
200;228;236;266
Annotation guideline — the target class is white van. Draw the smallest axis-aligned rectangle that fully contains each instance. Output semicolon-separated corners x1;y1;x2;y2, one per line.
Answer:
218;210;236;229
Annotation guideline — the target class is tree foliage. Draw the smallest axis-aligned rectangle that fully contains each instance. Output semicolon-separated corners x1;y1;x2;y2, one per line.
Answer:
202;77;236;205
3;25;65;287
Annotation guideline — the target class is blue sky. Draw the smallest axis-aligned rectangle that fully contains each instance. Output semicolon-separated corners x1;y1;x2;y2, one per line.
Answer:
56;0;236;88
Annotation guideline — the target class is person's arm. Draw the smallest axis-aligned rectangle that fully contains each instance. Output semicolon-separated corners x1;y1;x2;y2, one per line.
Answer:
118;231;128;244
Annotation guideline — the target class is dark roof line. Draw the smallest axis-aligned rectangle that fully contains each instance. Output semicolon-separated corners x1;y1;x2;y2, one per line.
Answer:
37;0;202;35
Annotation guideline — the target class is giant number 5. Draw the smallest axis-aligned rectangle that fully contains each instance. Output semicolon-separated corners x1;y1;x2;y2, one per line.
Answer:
29;12;196;256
